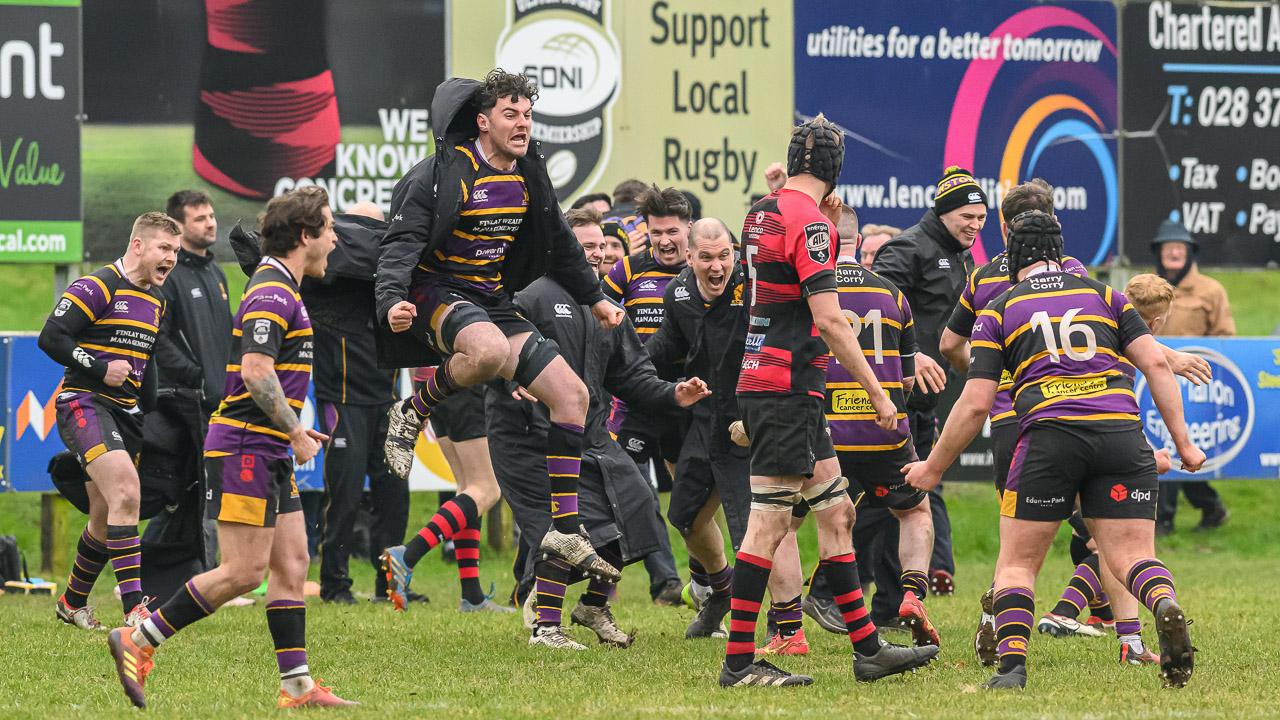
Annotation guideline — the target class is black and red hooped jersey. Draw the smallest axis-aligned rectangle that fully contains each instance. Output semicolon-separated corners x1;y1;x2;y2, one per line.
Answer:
736;189;838;398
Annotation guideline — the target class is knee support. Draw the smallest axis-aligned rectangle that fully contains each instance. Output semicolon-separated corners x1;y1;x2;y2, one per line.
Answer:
801;476;850;512
437;302;489;354
750;485;803;513
513;334;560;389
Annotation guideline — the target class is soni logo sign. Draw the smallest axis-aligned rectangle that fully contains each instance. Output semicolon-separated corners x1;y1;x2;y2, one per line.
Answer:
495;1;620;199
1135;347;1254;473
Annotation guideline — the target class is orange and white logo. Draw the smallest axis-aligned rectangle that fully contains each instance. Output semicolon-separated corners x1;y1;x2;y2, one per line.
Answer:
15;383;62;441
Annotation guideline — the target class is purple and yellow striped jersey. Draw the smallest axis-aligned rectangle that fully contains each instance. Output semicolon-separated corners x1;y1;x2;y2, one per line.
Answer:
46;260;165;407
947;252;1087;427
968;271;1150;434
601;248;686;340
826;260;917;452
417;139;528;293
205;257;313;459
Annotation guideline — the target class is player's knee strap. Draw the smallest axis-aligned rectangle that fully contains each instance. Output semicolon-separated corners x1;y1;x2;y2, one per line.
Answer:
513;334;560;389
801;476;850;512
750;485;803;513
438;302;488;354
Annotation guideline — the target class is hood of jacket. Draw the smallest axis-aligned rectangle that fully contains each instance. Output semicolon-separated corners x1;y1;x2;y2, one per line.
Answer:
432;78;483;149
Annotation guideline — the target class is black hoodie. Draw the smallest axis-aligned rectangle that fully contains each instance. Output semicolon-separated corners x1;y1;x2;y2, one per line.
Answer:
374;78;606;361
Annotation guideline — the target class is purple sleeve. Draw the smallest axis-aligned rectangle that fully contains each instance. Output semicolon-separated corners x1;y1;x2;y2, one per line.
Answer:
602;257;628;301
967;307;1006;382
1063;256;1090;279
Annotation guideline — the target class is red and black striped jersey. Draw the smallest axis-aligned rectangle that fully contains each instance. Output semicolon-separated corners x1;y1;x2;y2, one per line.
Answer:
736;189;838;398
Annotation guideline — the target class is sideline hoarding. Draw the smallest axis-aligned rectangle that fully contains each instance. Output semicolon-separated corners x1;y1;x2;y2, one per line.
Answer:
795;0;1118;266
0;0;83;263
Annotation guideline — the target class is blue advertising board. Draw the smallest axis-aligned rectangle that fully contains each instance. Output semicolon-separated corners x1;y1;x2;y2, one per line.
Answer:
794;0;1118;266
1135;338;1280;481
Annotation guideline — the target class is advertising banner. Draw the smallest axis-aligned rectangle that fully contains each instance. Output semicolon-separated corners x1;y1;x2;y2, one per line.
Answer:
451;0;794;227
794;0;1118;266
1122;1;1280;266
79;0;447;262
3;335;455;493
0;0;83;263
1135;338;1280;481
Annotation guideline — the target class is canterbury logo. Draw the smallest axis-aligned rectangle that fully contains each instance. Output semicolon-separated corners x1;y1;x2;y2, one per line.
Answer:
114;300;129;313
15;383;61;441
472;188;489;202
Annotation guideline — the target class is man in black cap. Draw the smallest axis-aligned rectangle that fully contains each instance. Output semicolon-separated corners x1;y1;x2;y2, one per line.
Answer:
871;165;986;595
1150;218;1232;534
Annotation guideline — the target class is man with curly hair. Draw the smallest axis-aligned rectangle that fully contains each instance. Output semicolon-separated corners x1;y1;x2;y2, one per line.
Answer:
375;70;626;620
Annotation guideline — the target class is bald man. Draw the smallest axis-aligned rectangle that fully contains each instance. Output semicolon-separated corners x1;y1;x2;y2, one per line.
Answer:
346;201;385;221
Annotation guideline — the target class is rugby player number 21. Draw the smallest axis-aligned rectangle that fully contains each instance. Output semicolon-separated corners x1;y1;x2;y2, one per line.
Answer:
841;309;884;365
1030;308;1097;363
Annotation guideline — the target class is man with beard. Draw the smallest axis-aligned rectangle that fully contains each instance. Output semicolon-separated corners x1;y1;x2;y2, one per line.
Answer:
871;166;985;595
42;213;179;632
490;211;710;648
376;70;625;605
601;185;691;605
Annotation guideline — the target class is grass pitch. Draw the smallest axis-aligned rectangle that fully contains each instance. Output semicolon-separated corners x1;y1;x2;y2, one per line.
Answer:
0;481;1277;719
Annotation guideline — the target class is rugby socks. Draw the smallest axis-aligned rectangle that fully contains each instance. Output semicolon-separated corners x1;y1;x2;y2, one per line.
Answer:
1126;559;1177;613
771;595;803;639
1116;618;1147;654
688;557;710;595
725;552;771;672
708;563;734;599
901;569;930;601
266;599;313;698
995;586;1035;672
1051;554;1104;619
821;553;881;656
106;525;144;613
407;359;461;419
403;494;478;567
534;557;572;626
547;421;585;533
454;527;485;605
133;580;215;649
1089;593;1115;623
64;529;109;610
581;579;615;608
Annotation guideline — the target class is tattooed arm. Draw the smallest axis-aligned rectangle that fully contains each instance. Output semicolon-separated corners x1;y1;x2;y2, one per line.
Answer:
241;352;326;463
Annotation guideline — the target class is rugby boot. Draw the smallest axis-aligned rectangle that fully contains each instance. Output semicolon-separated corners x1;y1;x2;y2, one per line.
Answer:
522;590;537;630
718;659;813;688
802;593;847;635
278;681;359;708
123;598;153;628
652;578;684;607
108;627;154;709
384;402;425;480
1120;642;1160;665
1085;615;1116;634
1153;597;1194;688
56;594;106;631
686;594;731;639
571;600;635;648
898;591;940;647
756;628;809;657
539;527;619;582
853;641;939;682
380;545;413;611
975;587;998;666
682;581;709;611
1038;612;1104;638
983;664;1028;690
460;596;516;613
929;568;955;596
529;624;587;650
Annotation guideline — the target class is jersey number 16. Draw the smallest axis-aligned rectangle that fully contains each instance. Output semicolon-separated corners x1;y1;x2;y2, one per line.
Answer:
1030;308;1097;363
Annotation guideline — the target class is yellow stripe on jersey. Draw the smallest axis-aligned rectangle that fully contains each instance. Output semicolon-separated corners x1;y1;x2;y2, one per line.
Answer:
456;144;479;171
85;274;111;298
98;317;159;333
978;308;1003;324
991;409;1017;422
434;249;502;266
247;282;301;301
222;391;305;409
1012;346;1122;382
632;271;675;280
79;343;149;359
209;416;290;440
1005;314;1116;345
459;206;528;216
274;363;312;373
603;275;624;294
825;413;909;421
623;297;664;305
243;310;288;328
635;327;658;334
452;228;514;242
1005;288;1099;308
285;328;312;338
834;438;910;452
1024;387;1136;416
826;381;904;389
977;275;1008;286
958;294;974;311
116;289;161;306
474;174;524;185
971;340;1002;351
837;286;893;297
65;293;95;321
1045;413;1140;423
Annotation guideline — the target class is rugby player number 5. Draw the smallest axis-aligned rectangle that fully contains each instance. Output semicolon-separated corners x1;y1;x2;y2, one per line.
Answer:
1030;308;1097;363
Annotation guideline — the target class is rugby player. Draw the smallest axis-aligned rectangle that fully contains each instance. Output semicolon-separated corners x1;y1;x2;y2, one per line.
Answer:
107;188;356;709
824;204;940;649
601;185;692;605
719;114;938;688
376;70;625;602
600;220;630;276
905;211;1206;690
41;213;179;630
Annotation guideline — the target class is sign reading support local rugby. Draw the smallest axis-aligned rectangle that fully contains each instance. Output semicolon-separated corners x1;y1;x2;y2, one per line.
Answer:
495;0;621;200
0;0;83;263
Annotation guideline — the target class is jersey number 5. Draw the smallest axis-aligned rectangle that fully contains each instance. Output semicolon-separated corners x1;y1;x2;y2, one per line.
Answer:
1030;308;1097;363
